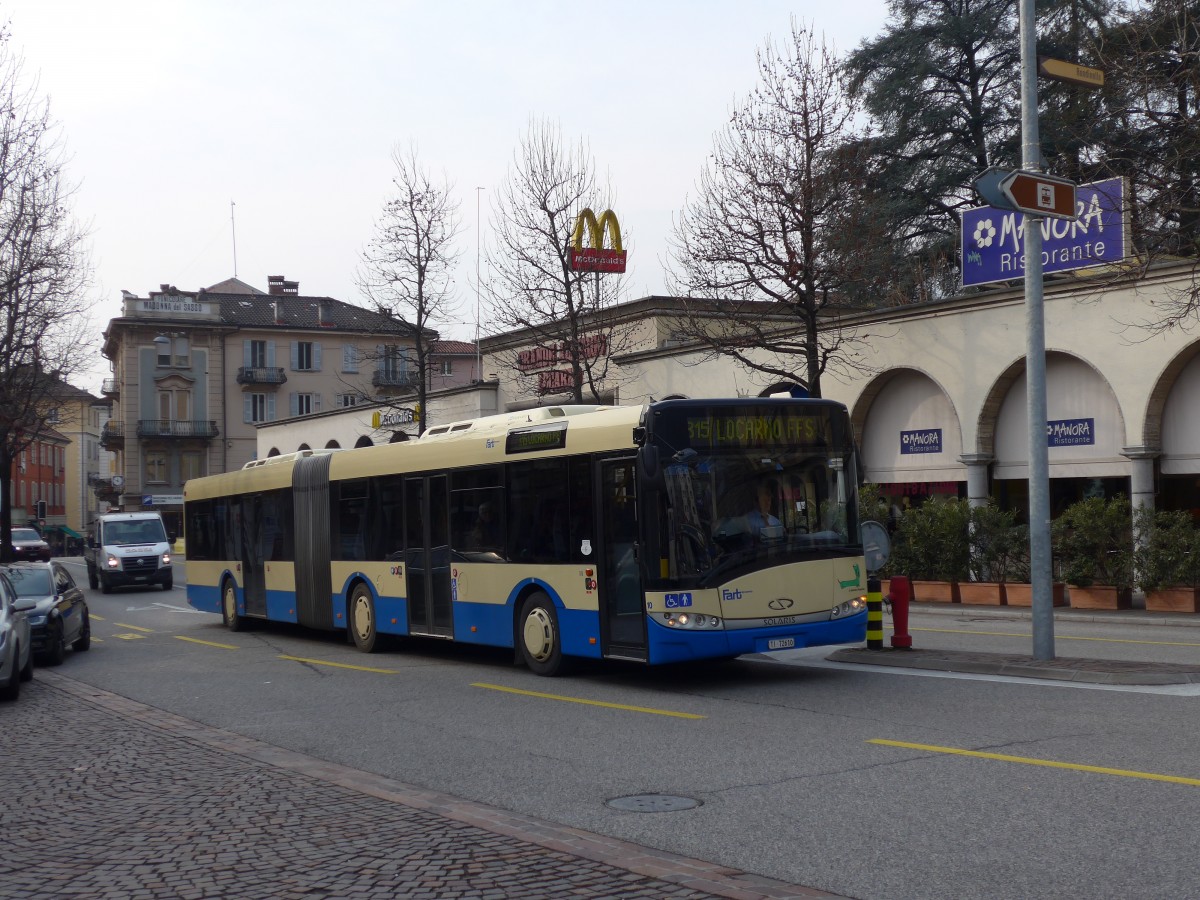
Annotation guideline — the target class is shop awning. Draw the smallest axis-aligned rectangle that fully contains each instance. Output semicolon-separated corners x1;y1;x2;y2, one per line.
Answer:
46;525;83;538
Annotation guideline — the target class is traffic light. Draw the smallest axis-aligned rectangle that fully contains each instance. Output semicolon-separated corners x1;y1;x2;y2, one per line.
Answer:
36;499;47;520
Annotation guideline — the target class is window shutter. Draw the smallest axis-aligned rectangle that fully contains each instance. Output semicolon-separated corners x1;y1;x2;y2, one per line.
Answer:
289;393;298;417
314;393;322;413
343;344;356;373
376;345;385;372
267;395;276;421
290;342;299;371
267;341;276;368
243;340;251;368
243;395;252;423
313;343;322;371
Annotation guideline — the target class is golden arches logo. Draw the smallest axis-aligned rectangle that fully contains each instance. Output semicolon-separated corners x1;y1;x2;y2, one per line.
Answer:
569;207;627;273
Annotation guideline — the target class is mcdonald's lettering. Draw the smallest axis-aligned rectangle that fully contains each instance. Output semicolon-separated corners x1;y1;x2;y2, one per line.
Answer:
517;333;608;372
570;207;627;273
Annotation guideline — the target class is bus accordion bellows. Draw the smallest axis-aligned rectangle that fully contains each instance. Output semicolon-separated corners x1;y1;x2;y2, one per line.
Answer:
184;398;869;675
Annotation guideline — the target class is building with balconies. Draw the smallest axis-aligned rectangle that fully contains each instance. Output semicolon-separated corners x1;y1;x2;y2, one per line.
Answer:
101;275;420;537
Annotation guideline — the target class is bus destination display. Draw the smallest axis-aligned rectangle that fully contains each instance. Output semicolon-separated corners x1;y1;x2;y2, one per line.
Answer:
506;424;569;454
685;413;829;449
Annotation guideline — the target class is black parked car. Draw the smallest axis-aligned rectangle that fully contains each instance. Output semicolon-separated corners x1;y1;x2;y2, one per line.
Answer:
3;562;90;664
5;527;51;562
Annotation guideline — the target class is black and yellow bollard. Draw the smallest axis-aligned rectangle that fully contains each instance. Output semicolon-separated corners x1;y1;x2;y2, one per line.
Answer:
866;575;884;650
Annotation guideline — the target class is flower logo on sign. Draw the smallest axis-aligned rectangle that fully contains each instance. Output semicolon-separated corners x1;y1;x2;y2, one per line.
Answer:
973;219;996;248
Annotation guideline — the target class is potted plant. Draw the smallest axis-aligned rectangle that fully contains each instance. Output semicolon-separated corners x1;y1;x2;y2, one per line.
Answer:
998;528;1068;607
1051;495;1134;610
887;496;971;602
1134;507;1200;613
961;502;1021;605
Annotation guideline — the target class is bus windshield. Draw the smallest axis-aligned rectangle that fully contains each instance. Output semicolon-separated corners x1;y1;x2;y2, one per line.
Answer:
644;401;860;586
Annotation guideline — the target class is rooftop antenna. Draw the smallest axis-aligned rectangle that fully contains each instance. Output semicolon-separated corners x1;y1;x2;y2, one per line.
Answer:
230;200;238;277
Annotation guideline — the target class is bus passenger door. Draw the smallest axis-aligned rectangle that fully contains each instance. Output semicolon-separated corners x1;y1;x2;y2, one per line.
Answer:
237;494;266;617
404;475;453;638
598;457;646;658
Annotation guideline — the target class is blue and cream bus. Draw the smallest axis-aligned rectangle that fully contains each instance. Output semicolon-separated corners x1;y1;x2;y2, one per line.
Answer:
184;398;868;675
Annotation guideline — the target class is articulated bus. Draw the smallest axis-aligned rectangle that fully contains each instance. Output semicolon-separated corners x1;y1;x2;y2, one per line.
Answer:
184;398;869;675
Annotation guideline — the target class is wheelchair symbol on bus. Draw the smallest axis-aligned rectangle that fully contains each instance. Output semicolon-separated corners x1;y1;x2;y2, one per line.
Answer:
664;592;693;609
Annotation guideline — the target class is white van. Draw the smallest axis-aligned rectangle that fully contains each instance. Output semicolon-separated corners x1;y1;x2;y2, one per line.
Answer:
84;512;175;593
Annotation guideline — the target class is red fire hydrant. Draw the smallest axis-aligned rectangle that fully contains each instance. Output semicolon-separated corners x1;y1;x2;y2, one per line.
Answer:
889;575;913;649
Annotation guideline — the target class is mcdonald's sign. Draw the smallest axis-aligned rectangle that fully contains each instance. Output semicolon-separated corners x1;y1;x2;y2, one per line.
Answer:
569;207;627;273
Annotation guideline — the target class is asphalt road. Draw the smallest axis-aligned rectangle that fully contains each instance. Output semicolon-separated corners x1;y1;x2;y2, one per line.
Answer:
39;557;1200;900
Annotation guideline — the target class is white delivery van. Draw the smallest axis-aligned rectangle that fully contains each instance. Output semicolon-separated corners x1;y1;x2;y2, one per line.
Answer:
84;511;175;593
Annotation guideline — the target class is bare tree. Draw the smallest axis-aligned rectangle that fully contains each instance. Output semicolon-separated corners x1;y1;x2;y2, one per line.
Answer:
668;22;878;399
0;35;95;561
357;144;462;434
483;119;637;405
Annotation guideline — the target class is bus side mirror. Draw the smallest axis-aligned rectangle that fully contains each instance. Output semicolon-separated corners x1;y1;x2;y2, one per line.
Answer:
637;445;661;493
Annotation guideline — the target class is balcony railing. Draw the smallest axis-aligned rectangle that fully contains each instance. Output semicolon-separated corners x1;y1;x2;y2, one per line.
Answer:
100;421;125;449
101;378;120;396
372;370;420;389
236;366;287;386
136;420;220;439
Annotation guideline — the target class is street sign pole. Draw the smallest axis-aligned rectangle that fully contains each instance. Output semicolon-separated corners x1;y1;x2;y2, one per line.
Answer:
1021;0;1055;661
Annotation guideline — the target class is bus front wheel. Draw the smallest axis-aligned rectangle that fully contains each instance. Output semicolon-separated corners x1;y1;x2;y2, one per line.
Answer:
519;592;566;676
350;584;379;653
222;580;244;632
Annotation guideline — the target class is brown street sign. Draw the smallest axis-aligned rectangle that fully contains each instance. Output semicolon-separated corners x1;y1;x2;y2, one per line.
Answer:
1000;170;1078;220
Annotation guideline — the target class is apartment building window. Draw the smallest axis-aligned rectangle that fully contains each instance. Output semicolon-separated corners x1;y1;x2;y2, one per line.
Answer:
245;393;275;423
158;390;191;422
440;359;453;376
249;339;269;368
173;337;189;367
145;451;168;484
292;341;321;371
181;452;204;483
335;393;364;408
342;345;359;373
291;393;321;416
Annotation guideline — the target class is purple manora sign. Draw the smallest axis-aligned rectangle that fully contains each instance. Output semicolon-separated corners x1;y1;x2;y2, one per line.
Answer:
961;178;1128;288
901;428;943;455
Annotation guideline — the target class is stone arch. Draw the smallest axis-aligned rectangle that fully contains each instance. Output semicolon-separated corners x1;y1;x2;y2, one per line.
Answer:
1143;338;1200;449
354;435;374;449
325;440;341;449
852;367;964;486
389;432;409;443
975;355;1028;459
298;443;311;452
267;447;281;458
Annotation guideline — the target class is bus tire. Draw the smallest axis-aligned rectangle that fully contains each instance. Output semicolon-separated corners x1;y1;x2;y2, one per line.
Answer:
349;584;379;653
222;579;245;632
518;592;567;676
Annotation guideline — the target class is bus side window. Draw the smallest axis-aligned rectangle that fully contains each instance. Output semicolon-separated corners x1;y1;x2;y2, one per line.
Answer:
371;475;405;561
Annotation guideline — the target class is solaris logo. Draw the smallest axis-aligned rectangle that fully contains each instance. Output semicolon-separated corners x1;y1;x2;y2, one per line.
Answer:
973;218;996;248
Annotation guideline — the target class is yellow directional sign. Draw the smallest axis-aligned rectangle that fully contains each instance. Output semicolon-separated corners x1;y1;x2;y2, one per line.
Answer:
1038;57;1104;88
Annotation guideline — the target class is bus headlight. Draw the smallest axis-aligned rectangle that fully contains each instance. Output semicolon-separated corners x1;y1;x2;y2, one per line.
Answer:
831;596;867;619
663;612;722;629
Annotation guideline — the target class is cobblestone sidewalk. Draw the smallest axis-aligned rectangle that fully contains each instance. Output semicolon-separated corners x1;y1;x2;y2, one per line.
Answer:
0;672;842;900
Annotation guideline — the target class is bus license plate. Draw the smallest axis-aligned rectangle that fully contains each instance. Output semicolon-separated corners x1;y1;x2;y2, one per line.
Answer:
767;637;795;650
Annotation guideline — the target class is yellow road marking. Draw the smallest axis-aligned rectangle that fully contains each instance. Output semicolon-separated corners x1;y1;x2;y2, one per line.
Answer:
278;654;399;674
870;739;1200;787
114;633;146;641
175;636;239;650
90;614;105;621
912;627;1200;648
472;682;706;719
114;622;154;633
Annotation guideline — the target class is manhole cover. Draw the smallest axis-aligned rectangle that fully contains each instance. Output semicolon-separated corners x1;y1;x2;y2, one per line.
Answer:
605;793;701;812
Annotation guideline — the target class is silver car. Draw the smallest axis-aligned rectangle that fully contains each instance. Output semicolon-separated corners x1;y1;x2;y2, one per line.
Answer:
0;571;33;700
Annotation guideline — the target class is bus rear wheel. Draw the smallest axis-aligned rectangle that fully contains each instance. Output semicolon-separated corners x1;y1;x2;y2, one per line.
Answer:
222;580;244;632
349;584;379;653
519;592;566;676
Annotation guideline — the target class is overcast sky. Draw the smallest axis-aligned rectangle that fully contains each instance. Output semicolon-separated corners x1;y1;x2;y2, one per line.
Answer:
6;1;891;389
